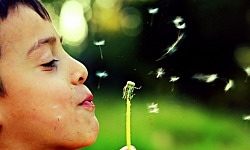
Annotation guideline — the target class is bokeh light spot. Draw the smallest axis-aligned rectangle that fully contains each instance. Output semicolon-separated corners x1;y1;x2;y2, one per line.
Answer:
234;45;250;68
96;0;118;9
59;0;88;46
120;7;142;36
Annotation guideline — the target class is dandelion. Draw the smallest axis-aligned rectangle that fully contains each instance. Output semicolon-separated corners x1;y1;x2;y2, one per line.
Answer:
156;33;185;61
244;66;250;82
94;40;105;59
155;67;165;78
192;73;218;83
96;71;108;89
148;8;159;26
122;81;136;150
224;79;234;92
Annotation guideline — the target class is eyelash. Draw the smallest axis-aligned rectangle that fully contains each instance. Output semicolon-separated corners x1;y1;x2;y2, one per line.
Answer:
41;59;59;68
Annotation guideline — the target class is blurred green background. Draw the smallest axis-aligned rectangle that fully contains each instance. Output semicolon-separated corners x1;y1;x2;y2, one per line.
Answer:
42;0;250;149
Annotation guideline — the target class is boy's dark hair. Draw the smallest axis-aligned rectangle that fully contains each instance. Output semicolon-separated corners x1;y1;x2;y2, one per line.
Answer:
0;0;51;96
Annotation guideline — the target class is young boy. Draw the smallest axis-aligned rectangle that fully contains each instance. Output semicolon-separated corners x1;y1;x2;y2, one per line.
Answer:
0;0;99;149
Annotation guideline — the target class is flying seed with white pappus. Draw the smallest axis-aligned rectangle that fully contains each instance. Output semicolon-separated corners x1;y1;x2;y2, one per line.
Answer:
94;40;105;59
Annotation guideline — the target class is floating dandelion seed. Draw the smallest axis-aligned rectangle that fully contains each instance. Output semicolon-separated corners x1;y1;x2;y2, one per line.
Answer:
169;76;180;82
147;102;159;125
176;23;186;29
192;73;218;83
148;8;159;14
173;16;183;25
169;76;180;92
173;16;186;29
147;103;158;109
243;115;250;121
155;67;165;78
156;33;185;61
244;66;250;76
244;66;250;82
148;8;159;26
156;16;186;61
224;79;234;92
206;74;218;83
95;71;108;89
93;40;105;46
243;115;250;132
94;40;105;59
149;107;159;114
96;71;108;78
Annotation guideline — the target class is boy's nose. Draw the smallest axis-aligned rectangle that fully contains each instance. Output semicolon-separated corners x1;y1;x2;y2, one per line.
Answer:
70;58;88;85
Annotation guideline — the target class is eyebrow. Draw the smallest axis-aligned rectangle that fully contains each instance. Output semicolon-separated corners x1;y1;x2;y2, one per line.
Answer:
26;36;63;57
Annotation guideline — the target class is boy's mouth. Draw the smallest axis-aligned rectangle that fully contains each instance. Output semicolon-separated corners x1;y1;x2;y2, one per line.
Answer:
78;95;95;107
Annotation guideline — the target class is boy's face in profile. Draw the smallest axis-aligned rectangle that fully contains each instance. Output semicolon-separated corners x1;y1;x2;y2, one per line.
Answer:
0;5;98;149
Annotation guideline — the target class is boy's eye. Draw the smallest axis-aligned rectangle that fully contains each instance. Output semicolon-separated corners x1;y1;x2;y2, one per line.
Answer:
41;59;59;68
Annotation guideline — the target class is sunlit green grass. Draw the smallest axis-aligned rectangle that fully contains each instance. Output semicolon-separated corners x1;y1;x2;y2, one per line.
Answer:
82;91;250;150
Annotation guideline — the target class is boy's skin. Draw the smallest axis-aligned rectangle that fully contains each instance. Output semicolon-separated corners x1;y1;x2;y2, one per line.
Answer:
0;4;99;150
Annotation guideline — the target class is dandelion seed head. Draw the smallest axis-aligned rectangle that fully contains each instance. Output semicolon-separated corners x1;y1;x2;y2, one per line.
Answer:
96;71;108;78
148;8;159;14
94;40;105;46
170;76;180;82
156;67;165;78
244;66;250;76
224;79;234;92
147;103;158;109
243;115;250;121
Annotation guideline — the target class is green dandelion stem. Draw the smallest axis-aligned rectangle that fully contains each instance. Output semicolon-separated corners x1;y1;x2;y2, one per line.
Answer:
126;97;131;150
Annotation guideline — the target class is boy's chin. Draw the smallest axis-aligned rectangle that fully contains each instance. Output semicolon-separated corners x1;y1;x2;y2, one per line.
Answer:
78;129;99;148
75;137;98;149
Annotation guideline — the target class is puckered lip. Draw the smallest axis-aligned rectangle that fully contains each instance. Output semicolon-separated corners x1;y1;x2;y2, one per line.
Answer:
78;94;95;107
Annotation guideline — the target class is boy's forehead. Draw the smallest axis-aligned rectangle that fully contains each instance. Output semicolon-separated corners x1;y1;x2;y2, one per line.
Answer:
0;5;56;57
